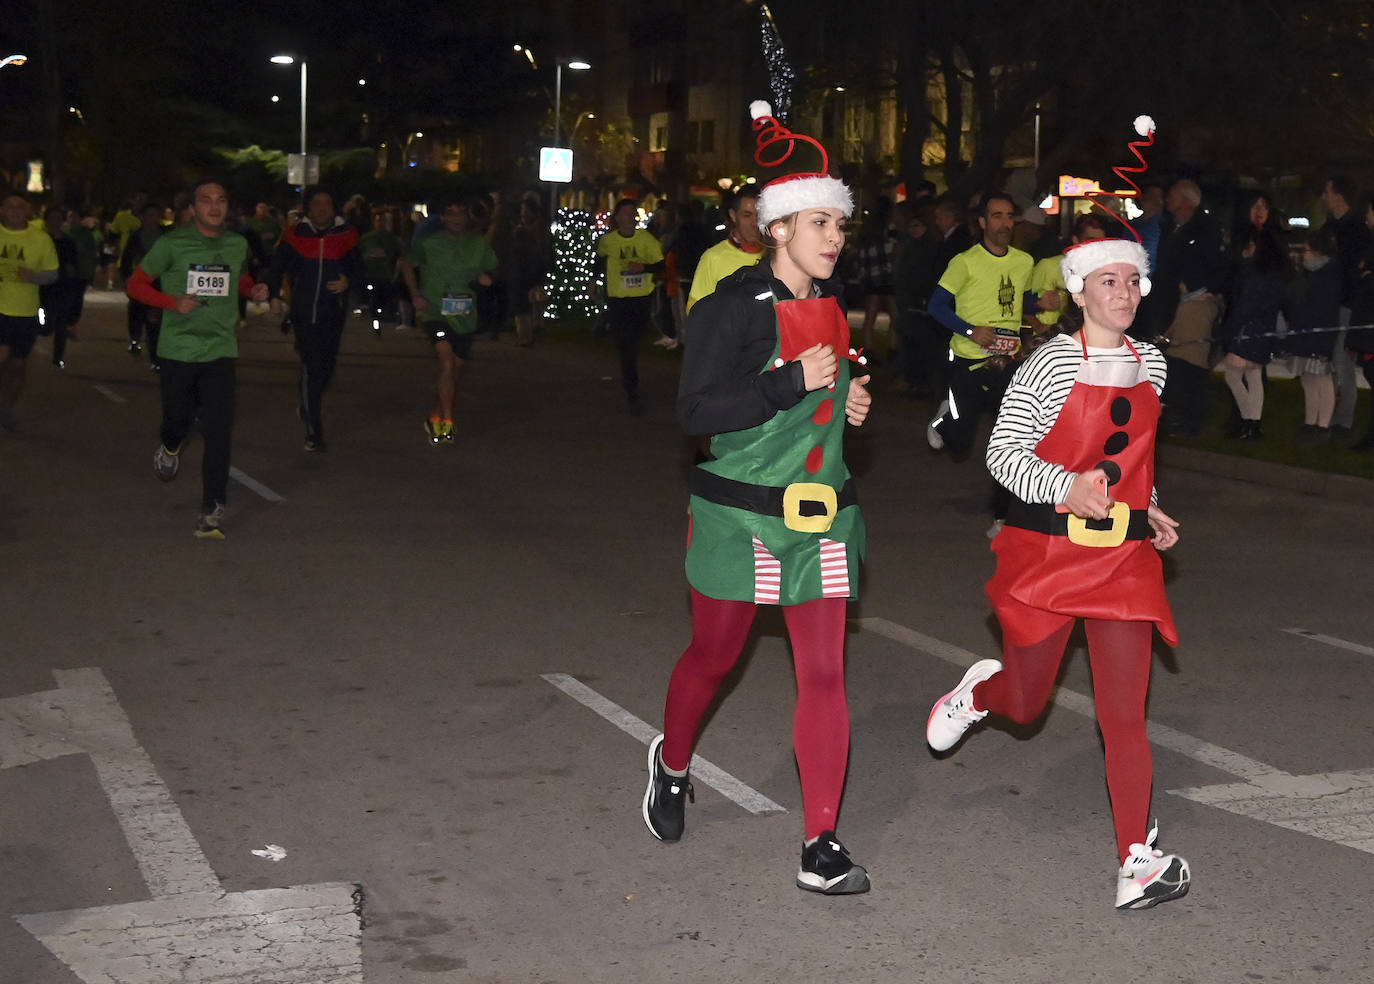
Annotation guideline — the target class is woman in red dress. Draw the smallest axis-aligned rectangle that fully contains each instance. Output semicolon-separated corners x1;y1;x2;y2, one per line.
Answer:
924;234;1191;911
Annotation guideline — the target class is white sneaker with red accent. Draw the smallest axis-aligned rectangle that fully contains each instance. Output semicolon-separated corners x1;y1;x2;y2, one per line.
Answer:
926;658;1001;752
1115;822;1190;910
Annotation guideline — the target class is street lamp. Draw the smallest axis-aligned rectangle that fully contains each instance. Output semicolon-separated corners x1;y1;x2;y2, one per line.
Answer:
553;59;591;148
0;54;26;69
270;53;307;156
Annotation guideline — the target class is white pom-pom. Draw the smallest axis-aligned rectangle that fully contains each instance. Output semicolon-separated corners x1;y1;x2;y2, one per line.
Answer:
773;358;785;368
750;100;773;121
858;356;868;366
1134;115;1155;137
848;348;857;356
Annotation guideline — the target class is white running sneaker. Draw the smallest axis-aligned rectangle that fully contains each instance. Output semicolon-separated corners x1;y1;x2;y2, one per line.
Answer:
926;659;1001;752
926;399;949;450
1115;822;1190;910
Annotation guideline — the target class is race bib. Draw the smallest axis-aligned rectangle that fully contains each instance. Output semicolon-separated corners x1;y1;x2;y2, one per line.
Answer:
186;264;231;297
441;292;474;317
986;328;1021;356
620;272;646;290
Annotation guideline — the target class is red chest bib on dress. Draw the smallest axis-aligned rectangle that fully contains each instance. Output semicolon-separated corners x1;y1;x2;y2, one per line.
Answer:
986;335;1178;647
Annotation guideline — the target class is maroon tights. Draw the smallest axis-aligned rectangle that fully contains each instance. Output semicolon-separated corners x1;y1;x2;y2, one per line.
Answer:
662;589;849;840
974;617;1154;863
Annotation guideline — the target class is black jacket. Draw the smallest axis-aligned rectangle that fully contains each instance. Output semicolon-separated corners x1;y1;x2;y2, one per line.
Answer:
677;262;845;436
268;217;363;326
1286;260;1343;359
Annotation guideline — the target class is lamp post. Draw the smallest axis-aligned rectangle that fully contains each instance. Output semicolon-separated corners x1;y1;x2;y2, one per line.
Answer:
553;59;591;148
270;54;307;156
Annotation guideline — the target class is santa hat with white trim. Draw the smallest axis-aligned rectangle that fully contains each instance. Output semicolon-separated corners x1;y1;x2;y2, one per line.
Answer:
1061;238;1152;296
749;100;853;228
1060;115;1157;296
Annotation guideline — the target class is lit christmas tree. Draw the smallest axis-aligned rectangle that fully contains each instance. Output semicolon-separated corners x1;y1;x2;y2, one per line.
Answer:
760;4;796;123
544;207;606;323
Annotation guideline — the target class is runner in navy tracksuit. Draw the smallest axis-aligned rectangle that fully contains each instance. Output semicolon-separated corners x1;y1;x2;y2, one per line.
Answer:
268;188;363;451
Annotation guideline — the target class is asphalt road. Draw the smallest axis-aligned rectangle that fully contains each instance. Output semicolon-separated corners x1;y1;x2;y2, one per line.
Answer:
3;290;1373;983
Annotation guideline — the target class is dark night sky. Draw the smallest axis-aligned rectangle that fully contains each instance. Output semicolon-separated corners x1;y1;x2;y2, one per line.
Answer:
0;0;588;147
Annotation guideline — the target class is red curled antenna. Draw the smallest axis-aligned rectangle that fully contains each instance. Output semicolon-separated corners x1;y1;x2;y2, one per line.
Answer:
1085;115;1156;244
750;100;830;177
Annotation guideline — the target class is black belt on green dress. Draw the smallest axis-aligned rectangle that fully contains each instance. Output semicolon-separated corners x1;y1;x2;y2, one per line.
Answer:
1005;499;1152;540
689;469;858;518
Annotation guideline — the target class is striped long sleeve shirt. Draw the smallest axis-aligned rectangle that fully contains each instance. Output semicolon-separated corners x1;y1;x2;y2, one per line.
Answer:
986;334;1166;506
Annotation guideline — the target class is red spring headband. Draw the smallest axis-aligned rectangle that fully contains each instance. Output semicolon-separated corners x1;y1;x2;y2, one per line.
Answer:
1085;116;1156;244
750;100;830;177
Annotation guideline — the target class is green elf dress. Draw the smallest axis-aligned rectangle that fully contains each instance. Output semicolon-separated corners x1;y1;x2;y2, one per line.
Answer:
685;285;866;605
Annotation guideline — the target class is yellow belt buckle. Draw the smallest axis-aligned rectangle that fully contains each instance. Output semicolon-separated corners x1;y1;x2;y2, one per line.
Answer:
782;482;838;533
1066;501;1130;548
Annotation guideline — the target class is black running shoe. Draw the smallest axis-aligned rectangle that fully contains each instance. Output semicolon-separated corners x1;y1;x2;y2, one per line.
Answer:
797;831;870;895
642;734;692;842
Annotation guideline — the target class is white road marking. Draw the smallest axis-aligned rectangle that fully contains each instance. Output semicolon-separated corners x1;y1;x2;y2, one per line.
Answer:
856;616;1374;855
92;384;127;404
541;673;786;815
0;668;363;983
1283;627;1374;658
1171;770;1374;855
229;466;285;502
855;617;1285;782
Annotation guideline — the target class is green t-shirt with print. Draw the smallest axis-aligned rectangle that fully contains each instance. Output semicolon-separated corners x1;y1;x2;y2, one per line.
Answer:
138;224;251;363
410;230;498;335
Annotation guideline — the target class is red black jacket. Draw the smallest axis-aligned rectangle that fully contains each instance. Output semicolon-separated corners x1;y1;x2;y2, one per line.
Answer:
268;217;362;326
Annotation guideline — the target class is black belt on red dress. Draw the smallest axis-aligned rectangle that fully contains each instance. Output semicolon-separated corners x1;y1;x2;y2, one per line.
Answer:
689;469;858;517
1005;499;1153;540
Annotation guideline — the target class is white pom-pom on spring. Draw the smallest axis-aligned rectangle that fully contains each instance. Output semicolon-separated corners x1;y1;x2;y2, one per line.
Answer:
1134;115;1155;137
750;100;773;121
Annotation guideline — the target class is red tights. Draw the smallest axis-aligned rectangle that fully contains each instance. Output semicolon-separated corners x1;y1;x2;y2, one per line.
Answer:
661;589;849;840
974;617;1154;863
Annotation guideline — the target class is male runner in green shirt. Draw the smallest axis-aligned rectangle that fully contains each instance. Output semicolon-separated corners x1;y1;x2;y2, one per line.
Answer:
126;180;269;539
399;195;499;444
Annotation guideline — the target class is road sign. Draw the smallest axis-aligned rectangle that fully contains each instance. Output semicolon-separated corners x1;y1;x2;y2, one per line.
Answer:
287;153;320;186
539;147;573;183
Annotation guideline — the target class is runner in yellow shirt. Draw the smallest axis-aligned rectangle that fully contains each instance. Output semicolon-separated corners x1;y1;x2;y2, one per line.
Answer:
597;199;665;415
0;192;59;430
686;186;764;313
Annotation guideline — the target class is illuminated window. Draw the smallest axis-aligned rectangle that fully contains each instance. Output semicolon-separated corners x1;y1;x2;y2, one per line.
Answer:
686;120;715;153
648;112;669;152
